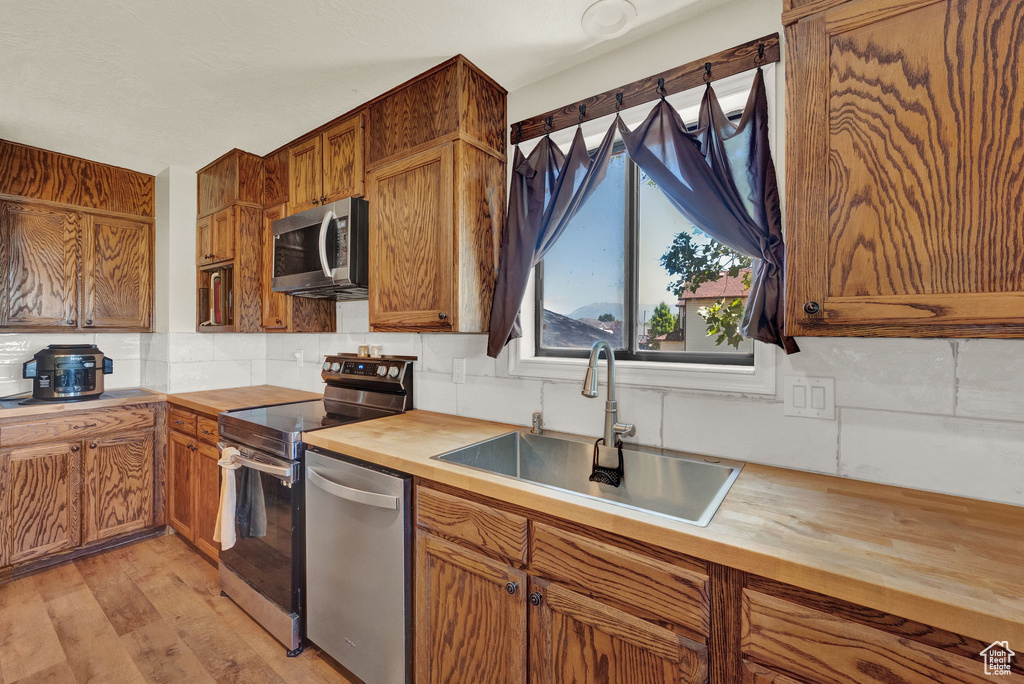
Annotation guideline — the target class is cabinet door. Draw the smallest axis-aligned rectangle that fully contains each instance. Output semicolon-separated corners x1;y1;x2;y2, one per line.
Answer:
416;533;527;684
322;114;364;202
82;431;154;543
288;136;323;214
786;0;1024;338
0;201;79;328
196;214;212;265
261;203;289;330
81;214;153;330
193;442;221;560
529;577;708;684
167;430;196;541
210;206;236;263
367;143;455;331
0;442;81;565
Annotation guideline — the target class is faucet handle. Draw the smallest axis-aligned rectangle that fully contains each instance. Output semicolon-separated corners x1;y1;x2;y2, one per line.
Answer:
613;423;635;440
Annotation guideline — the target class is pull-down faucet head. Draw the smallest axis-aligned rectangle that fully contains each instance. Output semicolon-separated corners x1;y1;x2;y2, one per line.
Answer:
581;340;610;399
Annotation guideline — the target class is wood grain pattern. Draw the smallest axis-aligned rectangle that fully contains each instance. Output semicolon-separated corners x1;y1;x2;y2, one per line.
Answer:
81;214;153;330
742;589;1020;683
0;201;79;329
288;136;323;214
0;139;154;218
782;0;852;25
260;203;289;330
416;532;527;684
0;442;80;565
192;442;220;561
458;60;508;158
0;407;156;448
209;206;236;264
322;113;365;201
0;390;164;422
511;35;779;142
196;149;263;218
531;522;710;641
234;205;264;333
167;408;196;437
530;577;709;684
368;143;455;331
82;432;154;544
417;486;529;564
786;0;1024;338
196;416;219;445
454;141;503;332
368;64;458;167
167;431;195;541
288;292;335;333
709;564;745;684
263;148;290;209
742;660;804;684
195;214;212;266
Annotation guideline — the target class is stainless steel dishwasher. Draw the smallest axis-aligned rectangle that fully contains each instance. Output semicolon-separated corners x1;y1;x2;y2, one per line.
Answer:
304;448;412;684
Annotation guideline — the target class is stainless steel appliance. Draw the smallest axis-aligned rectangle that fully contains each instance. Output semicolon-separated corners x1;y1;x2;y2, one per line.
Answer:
22;344;113;402
216;354;414;656
271;198;369;299
305;449;412;684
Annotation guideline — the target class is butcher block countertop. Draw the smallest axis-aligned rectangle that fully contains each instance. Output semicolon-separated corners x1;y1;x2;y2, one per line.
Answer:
303;409;1024;648
166;384;322;415
0;388;165;419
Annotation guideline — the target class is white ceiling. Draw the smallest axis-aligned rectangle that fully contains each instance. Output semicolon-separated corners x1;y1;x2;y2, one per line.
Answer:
0;0;729;174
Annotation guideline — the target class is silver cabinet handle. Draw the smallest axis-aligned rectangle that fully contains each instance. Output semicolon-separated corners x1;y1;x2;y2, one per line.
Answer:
307;467;398;510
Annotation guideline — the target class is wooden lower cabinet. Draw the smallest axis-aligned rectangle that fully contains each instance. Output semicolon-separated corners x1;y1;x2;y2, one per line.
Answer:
742;661;801;684
82;431;154;543
166;405;220;561
0;441;81;565
529;577;708;684
416;533;527;683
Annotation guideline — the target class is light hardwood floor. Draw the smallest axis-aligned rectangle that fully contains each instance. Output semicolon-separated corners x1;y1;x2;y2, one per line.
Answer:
0;533;355;683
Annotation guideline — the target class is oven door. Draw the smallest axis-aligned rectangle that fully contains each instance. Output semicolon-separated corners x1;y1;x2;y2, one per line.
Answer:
271;206;350;292
217;443;303;615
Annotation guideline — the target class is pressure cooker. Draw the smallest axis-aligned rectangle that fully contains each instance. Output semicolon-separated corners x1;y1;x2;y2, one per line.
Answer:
22;344;113;401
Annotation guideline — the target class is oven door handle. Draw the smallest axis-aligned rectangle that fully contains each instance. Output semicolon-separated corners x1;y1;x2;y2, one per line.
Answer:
223;448;294;484
318;210;336;279
307;467;399;510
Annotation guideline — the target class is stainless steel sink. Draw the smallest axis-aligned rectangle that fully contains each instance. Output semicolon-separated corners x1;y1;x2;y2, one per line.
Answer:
434;431;742;527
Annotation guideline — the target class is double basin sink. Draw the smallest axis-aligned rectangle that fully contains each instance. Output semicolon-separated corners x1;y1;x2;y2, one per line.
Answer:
434;430;742;527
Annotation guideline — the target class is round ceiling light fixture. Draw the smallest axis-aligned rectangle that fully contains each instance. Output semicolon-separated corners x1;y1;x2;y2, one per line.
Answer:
581;0;638;39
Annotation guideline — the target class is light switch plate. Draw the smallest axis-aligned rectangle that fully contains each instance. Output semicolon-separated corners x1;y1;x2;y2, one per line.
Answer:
784;376;835;419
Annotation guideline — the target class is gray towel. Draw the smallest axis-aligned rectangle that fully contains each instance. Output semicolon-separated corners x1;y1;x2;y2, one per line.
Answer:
236;467;268;539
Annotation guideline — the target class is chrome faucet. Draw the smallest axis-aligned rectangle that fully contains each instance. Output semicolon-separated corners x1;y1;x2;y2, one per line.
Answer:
581;341;635;447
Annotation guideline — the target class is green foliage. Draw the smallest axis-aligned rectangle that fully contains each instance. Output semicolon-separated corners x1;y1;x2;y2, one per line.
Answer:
660;230;752;349
597;313;616;322
647;302;678;351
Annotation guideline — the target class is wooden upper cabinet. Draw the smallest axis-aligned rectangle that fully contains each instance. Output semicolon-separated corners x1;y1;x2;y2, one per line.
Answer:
785;0;1024;337
368;144;456;331
261;203;289;330
322;114;365;202
529;578;708;684
263;147;290;209
0;201;79;328
197;206;237;265
0;442;81;566
81;214;153;330
416;533;527;684
288;136;323;214
196;149;263;218
82;432;154;544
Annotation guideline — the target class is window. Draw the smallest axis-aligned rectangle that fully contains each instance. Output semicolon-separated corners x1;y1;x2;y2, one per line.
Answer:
535;135;754;366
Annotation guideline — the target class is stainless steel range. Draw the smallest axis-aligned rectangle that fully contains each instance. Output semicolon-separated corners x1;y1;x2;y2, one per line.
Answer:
216;353;414;657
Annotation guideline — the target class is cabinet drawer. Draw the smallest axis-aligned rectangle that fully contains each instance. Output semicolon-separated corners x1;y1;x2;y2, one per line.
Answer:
531;523;709;640
416;487;528;564
196;416;219;444
741;590;995;684
0;406;156;448
168;408;197;436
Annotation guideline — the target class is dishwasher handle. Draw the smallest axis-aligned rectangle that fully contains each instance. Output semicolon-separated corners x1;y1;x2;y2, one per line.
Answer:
307;466;399;510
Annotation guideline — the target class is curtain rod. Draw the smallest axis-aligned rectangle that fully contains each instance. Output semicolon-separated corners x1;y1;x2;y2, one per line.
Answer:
510;33;780;144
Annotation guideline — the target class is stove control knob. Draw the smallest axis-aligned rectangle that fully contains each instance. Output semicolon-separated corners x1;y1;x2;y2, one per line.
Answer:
331;362;341;372
323;361;331;371
377;365;388;377
388;366;400;378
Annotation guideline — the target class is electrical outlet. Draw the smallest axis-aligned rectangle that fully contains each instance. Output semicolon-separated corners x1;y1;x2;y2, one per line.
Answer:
783;376;835;419
294;350;304;369
452;358;466;384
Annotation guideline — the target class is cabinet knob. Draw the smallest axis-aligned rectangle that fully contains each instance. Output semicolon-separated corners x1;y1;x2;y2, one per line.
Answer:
70;445;79;452
803;301;822;315
312;198;320;206
85;319;94;326
320;195;327;204
438;312;448;321
66;318;76;326
505;581;518;595
276;319;282;325
529;592;543;606
89;442;97;449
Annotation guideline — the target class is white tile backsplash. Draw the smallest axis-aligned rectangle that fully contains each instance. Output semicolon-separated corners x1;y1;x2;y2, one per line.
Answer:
415;371;458;414
167;332;214;363
337;300;370;333
956;339;1024;421
456;375;543;426
213;333;267;361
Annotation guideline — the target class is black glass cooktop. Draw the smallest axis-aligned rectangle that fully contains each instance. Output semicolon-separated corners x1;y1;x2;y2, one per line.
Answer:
222;400;395;438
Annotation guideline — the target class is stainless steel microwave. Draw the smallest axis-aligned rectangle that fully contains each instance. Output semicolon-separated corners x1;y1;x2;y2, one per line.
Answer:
272;198;369;299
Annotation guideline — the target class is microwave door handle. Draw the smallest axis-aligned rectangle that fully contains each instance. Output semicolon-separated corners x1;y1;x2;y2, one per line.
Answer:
318;210;336;279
